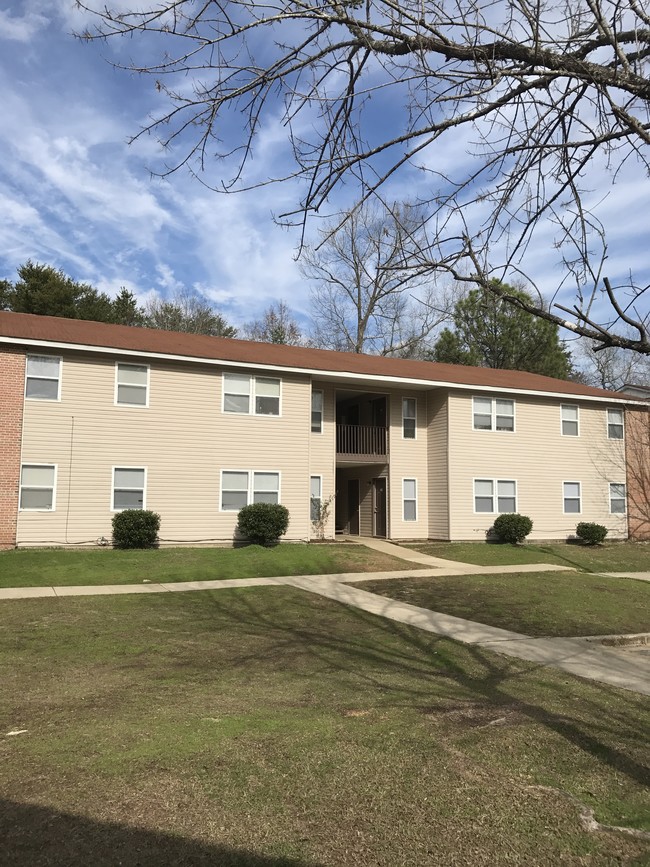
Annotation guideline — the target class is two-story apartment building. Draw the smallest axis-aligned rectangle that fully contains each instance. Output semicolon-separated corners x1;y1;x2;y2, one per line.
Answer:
1;311;648;548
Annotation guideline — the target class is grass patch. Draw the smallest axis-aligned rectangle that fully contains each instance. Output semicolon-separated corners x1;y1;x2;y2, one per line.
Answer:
357;571;650;637
0;544;415;588
406;540;650;572
0;590;649;865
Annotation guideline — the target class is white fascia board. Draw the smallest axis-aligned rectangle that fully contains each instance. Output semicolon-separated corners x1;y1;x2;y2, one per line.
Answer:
1;334;647;407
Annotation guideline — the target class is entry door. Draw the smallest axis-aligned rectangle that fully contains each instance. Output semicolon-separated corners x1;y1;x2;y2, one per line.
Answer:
372;478;387;538
347;479;360;535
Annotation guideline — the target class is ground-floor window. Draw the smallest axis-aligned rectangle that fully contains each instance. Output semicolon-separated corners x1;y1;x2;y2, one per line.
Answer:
112;467;146;511
609;483;626;514
403;479;417;521
474;479;517;513
20;464;57;511
563;481;581;514
221;470;280;511
310;476;322;522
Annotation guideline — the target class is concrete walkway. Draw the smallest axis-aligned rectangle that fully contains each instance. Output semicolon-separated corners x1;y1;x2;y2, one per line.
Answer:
1;539;648;695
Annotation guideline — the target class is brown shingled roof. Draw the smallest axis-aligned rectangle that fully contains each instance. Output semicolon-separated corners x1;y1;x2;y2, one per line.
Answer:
0;310;638;402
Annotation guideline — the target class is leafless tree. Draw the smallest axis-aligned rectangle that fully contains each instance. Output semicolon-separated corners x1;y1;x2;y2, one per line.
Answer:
576;339;650;390
242;300;303;345
144;288;236;337
77;0;650;353
304;203;451;355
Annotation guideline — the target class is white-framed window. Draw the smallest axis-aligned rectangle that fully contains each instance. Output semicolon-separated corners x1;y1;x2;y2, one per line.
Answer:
310;476;322;522
112;467;146;511
19;464;57;511
25;355;61;401
311;390;323;433
561;404;579;436
609;483;626;514
220;470;280;511
402;398;416;439
563;481;581;514
223;373;281;416
403;478;417;521
474;479;517;513
115;363;149;406
607;409;624;440
473;397;514;432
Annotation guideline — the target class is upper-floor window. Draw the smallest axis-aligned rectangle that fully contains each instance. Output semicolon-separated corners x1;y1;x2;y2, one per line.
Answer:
223;373;280;416
402;398;416;439
561;404;579;436
563;481;581;514
311;390;323;433
609;483;626;514
221;470;280;511
474;479;517;513
25;355;61;401
116;363;149;406
20;464;57;511
607;409;624;440
112;467;146;511
403;479;417;521
473;397;514;432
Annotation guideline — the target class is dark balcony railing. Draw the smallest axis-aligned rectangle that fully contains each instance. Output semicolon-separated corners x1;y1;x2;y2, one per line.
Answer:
337;424;387;457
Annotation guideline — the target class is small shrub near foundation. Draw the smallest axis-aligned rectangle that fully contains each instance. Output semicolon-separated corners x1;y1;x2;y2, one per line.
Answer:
112;510;160;549
238;503;289;545
492;513;533;545
575;522;608;545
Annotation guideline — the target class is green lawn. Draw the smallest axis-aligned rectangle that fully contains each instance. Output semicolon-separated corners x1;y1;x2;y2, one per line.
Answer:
0;544;415;588
0;589;648;866
405;540;650;572
357;571;650;637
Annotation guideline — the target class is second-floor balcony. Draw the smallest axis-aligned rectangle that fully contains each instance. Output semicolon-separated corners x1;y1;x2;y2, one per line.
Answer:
336;424;388;461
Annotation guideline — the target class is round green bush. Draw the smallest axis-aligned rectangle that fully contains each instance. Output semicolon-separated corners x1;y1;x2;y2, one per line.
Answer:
112;509;161;549
237;503;290;545
492;513;533;545
575;522;608;545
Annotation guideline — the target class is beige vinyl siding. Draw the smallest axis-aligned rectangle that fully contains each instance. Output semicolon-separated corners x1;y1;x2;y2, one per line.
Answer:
447;391;628;540
309;382;336;539
388;391;428;539
426;390;449;540
18;353;313;545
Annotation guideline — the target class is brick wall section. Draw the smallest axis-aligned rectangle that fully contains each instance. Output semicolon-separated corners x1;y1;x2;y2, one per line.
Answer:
625;406;650;541
0;348;25;548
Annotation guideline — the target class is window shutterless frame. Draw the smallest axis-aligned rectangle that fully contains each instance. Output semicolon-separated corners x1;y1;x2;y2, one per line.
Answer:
310;475;322;522
560;404;579;437
609;482;626;514
563;481;581;514
19;464;57;511
607;408;624;440
111;467;147;511
220;469;282;511
114;362;150;407
472;397;515;432
25;355;62;401
311;390;324;434
402;398;417;439
402;478;417;521
222;373;282;417
473;478;517;514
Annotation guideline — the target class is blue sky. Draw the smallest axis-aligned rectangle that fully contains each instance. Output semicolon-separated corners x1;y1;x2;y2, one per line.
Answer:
0;1;648;335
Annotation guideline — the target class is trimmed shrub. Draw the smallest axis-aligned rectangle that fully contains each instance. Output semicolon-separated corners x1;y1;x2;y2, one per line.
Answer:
112;509;160;549
238;503;289;545
492;513;533;545
575;522;608;545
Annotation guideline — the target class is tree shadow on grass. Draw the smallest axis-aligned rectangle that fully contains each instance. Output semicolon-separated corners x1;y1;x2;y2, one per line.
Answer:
0;797;316;867
197;587;650;791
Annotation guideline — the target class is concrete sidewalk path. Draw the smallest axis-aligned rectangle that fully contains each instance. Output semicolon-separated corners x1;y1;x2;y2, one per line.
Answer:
280;575;650;696
602;572;650;583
